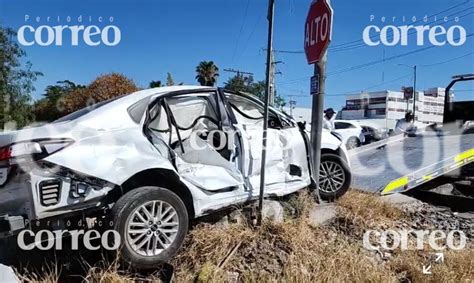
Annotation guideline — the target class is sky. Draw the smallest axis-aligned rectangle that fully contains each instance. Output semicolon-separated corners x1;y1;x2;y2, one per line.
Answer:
1;0;473;111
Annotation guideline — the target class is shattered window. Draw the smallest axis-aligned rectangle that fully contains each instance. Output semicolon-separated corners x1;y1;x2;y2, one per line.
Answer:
167;95;219;130
149;105;170;132
226;94;264;124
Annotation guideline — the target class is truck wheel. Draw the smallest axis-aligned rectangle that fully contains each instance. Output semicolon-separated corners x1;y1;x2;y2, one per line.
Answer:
318;153;351;200
111;186;188;269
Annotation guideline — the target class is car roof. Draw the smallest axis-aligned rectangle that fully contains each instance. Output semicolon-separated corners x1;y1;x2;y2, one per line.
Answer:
70;85;213;129
335;120;361;126
107;85;212;107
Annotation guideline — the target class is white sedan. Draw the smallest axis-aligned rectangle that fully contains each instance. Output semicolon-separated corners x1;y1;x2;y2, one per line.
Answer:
0;86;352;268
333;120;366;149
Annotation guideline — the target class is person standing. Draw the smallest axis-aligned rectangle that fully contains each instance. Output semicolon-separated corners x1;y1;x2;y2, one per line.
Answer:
323;108;336;131
395;111;416;136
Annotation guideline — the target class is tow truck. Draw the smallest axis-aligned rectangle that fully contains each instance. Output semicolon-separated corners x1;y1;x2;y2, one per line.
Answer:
349;74;474;210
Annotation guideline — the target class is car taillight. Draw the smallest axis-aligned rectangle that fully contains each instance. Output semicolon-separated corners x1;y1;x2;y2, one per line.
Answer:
0;147;11;161
4;139;74;165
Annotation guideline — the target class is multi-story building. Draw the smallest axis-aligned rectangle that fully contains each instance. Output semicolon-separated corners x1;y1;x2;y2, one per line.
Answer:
338;87;450;129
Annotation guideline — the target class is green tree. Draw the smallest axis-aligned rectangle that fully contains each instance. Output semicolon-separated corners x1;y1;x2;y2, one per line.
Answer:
224;74;254;93
0;26;42;129
195;61;219;86
34;80;85;122
224;74;286;108
149;80;162;88
166;72;175;86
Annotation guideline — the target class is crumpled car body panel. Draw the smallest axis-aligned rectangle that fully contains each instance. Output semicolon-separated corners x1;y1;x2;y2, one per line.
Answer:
0;86;348;224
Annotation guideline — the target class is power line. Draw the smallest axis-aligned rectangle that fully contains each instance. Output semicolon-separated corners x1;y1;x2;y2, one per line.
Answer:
223;68;254;76
280;73;412;98
331;9;474;52
232;0;251;63
267;6;473;55
278;33;474;85
419;51;474;67
236;10;265;63
330;1;470;49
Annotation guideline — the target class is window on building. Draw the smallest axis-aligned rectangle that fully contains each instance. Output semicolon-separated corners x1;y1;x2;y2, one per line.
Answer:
369;97;386;104
375;108;386;115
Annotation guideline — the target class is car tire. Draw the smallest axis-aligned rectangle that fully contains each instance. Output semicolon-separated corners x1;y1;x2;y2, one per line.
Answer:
110;186;189;269
318;153;351;200
346;137;360;150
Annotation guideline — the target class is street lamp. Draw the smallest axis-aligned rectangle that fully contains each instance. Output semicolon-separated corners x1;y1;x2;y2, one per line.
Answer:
397;64;417;120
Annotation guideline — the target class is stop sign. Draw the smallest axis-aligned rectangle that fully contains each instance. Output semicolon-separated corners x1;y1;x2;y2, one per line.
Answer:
304;0;333;64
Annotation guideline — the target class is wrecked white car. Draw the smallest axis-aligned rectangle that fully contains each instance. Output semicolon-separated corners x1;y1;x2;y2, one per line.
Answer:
0;86;351;268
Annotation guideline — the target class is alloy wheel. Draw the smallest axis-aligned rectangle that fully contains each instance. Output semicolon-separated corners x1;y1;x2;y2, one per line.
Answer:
319;160;346;193
125;200;180;257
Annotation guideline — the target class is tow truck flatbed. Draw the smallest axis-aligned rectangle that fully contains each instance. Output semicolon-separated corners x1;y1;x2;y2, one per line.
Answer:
350;74;474;198
349;133;474;194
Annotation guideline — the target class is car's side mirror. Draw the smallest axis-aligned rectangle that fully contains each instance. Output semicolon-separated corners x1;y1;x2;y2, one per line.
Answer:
297;121;306;131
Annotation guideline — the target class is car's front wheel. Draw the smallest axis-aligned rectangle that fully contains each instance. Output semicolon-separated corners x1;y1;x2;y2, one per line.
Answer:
346;137;360;150
111;186;189;269
318;153;351;200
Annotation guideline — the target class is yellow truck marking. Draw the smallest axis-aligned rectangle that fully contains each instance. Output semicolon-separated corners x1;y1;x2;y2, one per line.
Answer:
382;176;409;194
455;148;474;163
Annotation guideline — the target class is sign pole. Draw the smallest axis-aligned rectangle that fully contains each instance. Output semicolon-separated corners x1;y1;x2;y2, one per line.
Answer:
310;52;327;203
305;0;332;202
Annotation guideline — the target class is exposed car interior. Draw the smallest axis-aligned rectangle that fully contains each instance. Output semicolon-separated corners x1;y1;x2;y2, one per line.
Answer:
146;92;243;192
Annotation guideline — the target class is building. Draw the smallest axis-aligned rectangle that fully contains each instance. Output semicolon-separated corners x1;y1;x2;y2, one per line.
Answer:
338;87;450;129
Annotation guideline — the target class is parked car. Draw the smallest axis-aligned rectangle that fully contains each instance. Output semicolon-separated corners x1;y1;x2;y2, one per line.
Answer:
0;86;351;268
360;125;388;144
333;120;365;149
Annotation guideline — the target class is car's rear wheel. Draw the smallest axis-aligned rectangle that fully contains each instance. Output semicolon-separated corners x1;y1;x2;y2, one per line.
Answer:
346;137;360;149
318;153;351;200
111;186;188;269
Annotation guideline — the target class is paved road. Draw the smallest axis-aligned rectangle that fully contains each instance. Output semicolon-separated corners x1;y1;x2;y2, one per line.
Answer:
349;133;474;192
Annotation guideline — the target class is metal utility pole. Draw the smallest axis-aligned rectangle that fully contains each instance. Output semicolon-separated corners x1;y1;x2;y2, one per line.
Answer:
310;55;326;203
398;64;417;118
257;0;275;226
413;65;417;120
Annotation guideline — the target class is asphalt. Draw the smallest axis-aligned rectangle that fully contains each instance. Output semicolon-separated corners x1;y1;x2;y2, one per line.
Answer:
348;133;474;192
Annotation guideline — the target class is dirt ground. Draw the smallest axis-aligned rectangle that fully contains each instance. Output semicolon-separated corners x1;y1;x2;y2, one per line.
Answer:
5;190;474;282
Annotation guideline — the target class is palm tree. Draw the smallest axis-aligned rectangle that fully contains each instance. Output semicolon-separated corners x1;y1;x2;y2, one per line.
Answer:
195;61;219;86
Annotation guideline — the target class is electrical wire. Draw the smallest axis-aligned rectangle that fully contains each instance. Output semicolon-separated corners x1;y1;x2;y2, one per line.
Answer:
330;1;470;49
419;51;474;67
232;0;251;63
278;33;474;85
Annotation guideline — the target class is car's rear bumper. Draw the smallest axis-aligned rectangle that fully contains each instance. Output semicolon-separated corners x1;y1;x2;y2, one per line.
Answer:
0;164;114;238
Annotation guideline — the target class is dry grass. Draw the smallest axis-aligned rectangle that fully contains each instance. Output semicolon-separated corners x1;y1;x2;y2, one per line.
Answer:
14;190;474;282
172;219;393;282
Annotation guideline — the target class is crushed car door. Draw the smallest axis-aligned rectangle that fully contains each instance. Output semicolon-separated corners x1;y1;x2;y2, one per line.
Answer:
223;93;287;193
145;90;245;192
223;92;311;194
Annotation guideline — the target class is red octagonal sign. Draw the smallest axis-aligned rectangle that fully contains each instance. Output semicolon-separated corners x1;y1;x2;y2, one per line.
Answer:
304;0;333;64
